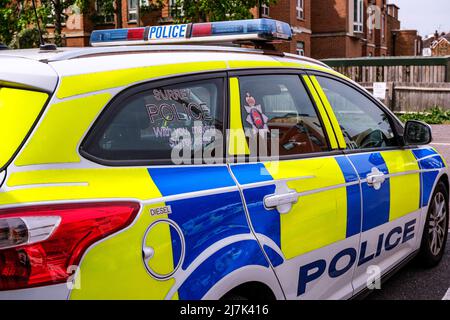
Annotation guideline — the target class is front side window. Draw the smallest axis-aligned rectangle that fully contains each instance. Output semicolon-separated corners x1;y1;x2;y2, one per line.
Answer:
83;78;224;164
238;75;329;158
315;76;398;150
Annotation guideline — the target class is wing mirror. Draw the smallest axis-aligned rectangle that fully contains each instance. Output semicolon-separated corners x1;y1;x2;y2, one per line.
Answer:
404;120;432;146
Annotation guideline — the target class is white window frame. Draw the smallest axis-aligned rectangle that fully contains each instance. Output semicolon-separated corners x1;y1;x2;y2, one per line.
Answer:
169;0;184;18
296;0;304;20
296;41;305;56
353;0;363;33
95;0;114;24
261;4;270;17
128;0;138;22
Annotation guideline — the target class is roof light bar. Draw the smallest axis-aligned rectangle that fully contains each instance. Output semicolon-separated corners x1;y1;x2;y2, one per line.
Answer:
90;19;292;47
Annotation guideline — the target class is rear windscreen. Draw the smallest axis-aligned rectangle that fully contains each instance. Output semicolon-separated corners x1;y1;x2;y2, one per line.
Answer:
0;87;48;170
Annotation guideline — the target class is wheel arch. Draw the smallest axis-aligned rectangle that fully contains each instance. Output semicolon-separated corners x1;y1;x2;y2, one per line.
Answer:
438;173;449;195
201;265;285;300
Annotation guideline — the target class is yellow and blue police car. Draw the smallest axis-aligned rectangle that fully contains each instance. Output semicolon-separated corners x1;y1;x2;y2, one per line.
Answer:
0;19;448;300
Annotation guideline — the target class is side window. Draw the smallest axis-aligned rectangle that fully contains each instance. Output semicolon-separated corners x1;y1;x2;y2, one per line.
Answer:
238;75;330;157
315;76;398;150
83;78;224;164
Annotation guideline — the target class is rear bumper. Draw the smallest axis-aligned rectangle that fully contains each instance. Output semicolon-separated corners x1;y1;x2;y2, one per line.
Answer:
0;283;70;300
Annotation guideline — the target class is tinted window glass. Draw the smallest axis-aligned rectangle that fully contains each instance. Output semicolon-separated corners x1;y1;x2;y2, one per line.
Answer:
316;76;398;150
84;78;224;163
239;75;329;157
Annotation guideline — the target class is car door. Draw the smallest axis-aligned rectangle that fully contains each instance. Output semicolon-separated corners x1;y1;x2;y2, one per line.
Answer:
75;73;284;300
227;71;363;299
309;73;423;295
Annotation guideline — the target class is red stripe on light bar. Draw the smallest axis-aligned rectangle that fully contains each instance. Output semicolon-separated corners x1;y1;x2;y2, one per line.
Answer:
192;23;212;37
127;28;145;40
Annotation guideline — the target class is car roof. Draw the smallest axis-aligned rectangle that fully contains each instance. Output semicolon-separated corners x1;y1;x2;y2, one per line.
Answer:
0;45;335;92
0;45;331;70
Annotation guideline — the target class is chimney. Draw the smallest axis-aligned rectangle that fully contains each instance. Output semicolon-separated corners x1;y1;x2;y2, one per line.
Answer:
434;30;439;40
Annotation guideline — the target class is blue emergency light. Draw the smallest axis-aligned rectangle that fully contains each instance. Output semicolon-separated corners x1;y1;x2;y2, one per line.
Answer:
90;19;292;46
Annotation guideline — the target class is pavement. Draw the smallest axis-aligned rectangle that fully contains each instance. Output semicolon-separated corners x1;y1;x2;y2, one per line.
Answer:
366;239;450;300
366;125;450;300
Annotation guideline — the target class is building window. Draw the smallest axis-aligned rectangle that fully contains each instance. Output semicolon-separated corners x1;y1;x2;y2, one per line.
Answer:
353;0;363;33
128;0;138;22
261;4;270;17
382;14;385;39
169;0;184;18
95;0;114;24
296;0;304;20
296;41;305;56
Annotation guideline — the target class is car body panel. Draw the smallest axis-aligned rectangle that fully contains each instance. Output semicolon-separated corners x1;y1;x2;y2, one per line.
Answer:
0;47;448;300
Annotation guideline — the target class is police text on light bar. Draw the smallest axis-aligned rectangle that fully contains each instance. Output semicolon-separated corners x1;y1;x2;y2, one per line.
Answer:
90;19;293;47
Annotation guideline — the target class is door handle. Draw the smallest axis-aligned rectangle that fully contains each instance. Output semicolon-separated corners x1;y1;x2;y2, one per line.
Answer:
264;191;299;214
366;167;386;190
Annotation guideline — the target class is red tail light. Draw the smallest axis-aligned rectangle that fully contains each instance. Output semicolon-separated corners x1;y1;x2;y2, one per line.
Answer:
0;202;140;291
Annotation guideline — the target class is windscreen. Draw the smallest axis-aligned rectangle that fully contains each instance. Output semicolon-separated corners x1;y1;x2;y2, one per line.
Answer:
0;87;48;170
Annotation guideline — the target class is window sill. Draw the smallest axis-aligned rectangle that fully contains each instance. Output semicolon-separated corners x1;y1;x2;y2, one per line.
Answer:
94;22;115;26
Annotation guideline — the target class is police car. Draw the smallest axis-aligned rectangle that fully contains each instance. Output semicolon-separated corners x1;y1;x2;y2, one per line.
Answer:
0;19;448;300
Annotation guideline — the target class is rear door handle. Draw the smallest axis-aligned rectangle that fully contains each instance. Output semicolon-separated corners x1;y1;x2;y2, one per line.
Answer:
366;167;386;190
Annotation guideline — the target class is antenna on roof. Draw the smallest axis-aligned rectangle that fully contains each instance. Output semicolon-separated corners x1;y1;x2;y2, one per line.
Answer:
31;0;57;51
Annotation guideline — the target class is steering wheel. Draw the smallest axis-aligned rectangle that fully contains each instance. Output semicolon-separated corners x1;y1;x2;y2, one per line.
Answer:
358;129;386;149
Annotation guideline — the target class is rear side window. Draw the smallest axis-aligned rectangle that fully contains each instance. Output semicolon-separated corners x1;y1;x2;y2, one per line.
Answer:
238;75;329;157
0;87;48;170
83;78;224;164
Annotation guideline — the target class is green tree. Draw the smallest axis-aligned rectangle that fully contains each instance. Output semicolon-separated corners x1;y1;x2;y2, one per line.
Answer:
0;0;49;48
39;0;79;47
172;0;278;23
91;0;163;27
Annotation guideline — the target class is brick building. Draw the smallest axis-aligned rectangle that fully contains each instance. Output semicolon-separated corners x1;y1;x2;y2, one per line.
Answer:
386;3;400;55
46;0;422;59
385;4;422;57
310;0;391;59
257;0;311;57
391;30;422;56
51;1;164;47
423;32;450;56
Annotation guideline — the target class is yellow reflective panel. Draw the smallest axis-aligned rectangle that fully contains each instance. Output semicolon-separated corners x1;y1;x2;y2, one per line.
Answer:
264;158;347;258
309;76;347;149
2;168;160;206
15;93;111;166
381;150;421;221
0;88;48;169
280;188;347;259
57;61;228;99
228;77;250;156
70;203;177;300
302;76;339;149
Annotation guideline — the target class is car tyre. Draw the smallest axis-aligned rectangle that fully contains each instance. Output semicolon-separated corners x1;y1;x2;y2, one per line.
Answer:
418;181;449;268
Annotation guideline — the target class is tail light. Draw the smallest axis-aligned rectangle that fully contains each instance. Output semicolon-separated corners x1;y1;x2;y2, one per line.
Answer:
0;202;140;291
